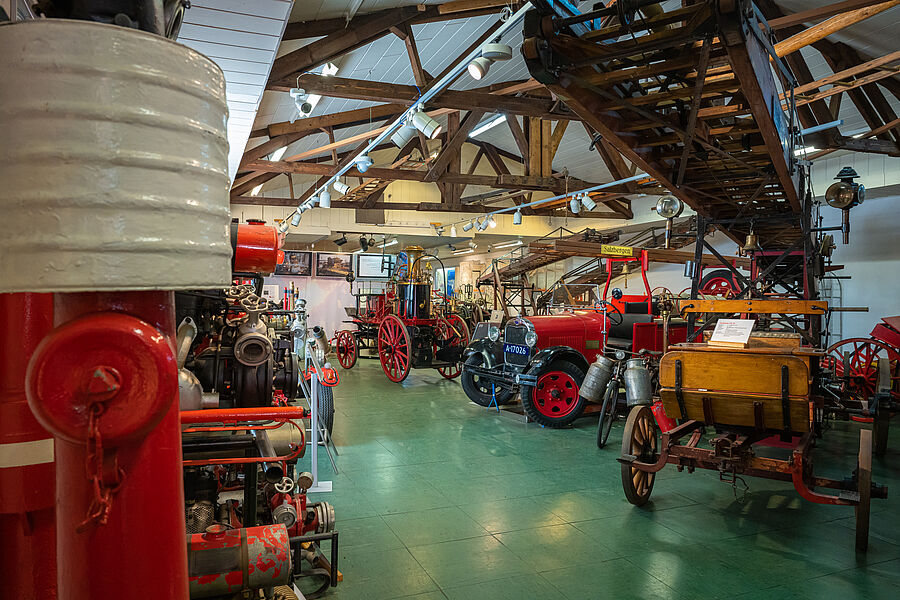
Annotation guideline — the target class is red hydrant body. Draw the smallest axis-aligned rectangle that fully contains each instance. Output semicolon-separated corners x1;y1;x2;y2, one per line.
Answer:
27;292;189;599
0;293;57;600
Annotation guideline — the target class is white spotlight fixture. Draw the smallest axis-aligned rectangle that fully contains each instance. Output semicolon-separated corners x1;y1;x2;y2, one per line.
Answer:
333;180;350;195
412;110;442;139
467;43;512;80
570;197;581;214
318;189;331;208
477;216;490;231
513;209;522;225
355;155;373;173
391;123;417;148
289;88;312;123
290;211;302;227
450;224;457;237
488;216;497;228
581;193;597;211
309;194;319;206
462;220;475;232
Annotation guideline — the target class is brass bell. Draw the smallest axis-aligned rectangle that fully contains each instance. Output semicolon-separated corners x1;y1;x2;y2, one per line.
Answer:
742;232;760;254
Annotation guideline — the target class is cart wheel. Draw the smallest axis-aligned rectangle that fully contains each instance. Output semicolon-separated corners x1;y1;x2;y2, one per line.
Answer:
378;314;411;383
824;338;898;403
621;405;658;506
856;428;873;552
436;314;470;380
335;330;358;369
596;383;617;449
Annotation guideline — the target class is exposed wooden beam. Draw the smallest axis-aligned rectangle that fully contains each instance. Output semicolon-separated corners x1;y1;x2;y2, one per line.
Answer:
676;38;711;187
767;0;892;30
262;103;406;138
809;116;900;159
399;22;429;88
773;0;900;57
505;114;530;160
269;74;573;120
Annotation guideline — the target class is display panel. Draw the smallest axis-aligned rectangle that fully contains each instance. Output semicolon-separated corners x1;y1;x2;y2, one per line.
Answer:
316;252;353;278
274;251;312;276
357;253;395;279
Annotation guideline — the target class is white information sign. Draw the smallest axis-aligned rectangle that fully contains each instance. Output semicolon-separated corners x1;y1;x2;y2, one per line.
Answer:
709;318;755;348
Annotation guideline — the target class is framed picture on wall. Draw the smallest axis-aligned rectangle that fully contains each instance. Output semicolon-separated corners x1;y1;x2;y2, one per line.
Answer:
316;252;353;278
274;251;312;276
356;253;395;279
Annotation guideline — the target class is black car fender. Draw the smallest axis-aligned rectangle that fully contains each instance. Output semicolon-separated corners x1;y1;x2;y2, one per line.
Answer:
462;338;504;369
522;346;590;384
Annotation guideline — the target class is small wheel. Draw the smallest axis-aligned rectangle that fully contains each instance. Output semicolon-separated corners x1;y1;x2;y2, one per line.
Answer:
856;428;873;552
314;382;335;435
378;314;412;383
335;330;358;369
522;360;586;428
621;405;658;506
461;354;515;406
596;382;618;449
435;314;470;380
699;269;739;297
824;337;898;403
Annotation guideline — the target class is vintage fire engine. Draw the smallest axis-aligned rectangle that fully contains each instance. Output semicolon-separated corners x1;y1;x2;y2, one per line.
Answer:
461;292;688;427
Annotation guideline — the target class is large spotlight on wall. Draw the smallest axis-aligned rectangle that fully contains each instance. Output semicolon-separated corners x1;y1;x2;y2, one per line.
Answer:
581;193;597;212
467;43;512;80
412;110;442;139
391;123;417;148
355;155;373;173
333;180;350;194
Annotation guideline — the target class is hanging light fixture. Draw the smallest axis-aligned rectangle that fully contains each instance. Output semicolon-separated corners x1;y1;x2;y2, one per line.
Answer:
462;220;475;232
333;180;350;194
412;109;442;139
318;189;331;208
570;197;581;214
477;216;490;231
467;43;512;80
290;211;302;227
513;209;522;225
359;236;370;252
581;193;597;211
390;123;417;148
488;215;497;228
450;224;457;237
355;155;373;173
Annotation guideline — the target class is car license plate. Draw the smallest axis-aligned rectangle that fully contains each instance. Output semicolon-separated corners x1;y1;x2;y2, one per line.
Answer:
504;343;529;356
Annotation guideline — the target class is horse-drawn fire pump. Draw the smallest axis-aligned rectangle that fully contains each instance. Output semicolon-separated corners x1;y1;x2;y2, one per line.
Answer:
335;246;470;383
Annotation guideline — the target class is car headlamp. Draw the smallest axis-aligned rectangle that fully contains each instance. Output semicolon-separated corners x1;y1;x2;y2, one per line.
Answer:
524;331;538;347
488;325;500;342
615;350;626;360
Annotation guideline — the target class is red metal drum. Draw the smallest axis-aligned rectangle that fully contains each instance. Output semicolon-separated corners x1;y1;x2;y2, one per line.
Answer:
0;293;57;600
232;223;283;274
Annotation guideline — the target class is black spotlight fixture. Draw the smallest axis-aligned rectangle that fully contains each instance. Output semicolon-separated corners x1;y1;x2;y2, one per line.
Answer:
359;235;370;252
334;233;348;247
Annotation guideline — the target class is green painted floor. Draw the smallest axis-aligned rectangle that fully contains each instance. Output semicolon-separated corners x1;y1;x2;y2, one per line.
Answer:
298;360;900;600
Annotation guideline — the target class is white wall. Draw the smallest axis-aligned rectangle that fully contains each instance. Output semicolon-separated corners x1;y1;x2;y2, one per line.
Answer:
264;274;354;338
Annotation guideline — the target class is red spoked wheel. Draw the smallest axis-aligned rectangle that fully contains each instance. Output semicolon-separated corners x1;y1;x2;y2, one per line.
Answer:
521;360;587;428
824;337;899;402
335;330;358;369
378;314;412;383
434;314;470;380
699;269;739;298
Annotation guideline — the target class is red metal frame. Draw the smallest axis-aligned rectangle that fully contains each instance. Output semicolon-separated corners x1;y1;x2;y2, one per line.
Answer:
602;250;652;314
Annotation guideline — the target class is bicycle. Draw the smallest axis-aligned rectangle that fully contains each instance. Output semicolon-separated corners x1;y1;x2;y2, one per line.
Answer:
596;349;656;448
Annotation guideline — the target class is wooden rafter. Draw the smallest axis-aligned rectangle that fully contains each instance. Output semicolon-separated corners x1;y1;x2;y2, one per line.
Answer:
426;110;486;182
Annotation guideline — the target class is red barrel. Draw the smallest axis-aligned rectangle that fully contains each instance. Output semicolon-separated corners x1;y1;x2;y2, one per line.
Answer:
0;293;57;600
232;222;283;274
187;524;292;598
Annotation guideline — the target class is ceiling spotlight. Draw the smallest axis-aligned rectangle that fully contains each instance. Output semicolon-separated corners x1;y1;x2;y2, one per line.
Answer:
333;180;350;194
581;193;597;212
488;216;497;228
570;197;581;214
412;110;443;139
467;43;513;80
355;155;373;173
290;211;302;227
462;220;475;232
655;195;684;219
309;194;319;206
359;236;370;252
513;209;522;225
318;189;331;208
468;240;477;249
278;220;291;233
391;124;417;148
334;233;348;246
450;224;457;237
478;217;490;231
289;88;312;123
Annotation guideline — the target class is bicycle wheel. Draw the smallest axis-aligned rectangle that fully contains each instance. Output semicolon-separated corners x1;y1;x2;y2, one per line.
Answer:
596;383;617;448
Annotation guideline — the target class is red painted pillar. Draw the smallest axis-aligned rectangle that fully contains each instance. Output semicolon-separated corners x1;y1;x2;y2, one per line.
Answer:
26;291;188;600
0;293;57;600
